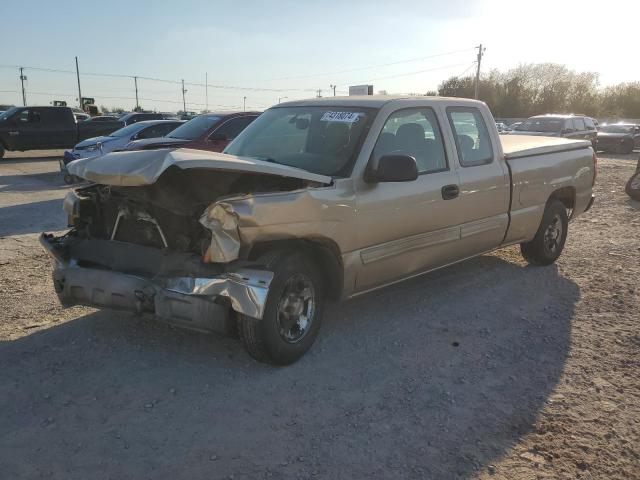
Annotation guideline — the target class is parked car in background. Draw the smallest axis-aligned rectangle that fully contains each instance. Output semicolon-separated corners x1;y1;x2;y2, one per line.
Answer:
509;121;522;130
0;106;124;158
46;96;596;364
508;114;598;147
118;112;177;125
596;123;640;154
496;122;509;132
63;119;184;163
120;112;260;152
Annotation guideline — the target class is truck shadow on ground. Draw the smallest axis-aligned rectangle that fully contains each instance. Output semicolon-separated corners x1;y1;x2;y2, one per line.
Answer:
0;253;578;479
0;199;67;236
0;172;71;193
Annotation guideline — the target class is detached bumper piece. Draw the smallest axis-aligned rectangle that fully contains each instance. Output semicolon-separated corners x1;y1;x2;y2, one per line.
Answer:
40;233;273;335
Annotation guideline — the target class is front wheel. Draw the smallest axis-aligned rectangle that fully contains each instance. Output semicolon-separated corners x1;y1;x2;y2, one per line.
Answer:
626;171;640;201
520;200;569;266
238;250;324;365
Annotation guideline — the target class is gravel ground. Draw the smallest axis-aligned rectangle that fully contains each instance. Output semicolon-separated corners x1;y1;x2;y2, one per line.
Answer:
0;150;639;479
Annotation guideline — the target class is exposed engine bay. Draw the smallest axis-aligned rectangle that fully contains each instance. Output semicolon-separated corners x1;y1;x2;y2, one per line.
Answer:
63;166;315;271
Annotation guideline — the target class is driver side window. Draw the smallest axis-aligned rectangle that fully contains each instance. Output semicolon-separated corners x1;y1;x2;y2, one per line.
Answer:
372;108;447;174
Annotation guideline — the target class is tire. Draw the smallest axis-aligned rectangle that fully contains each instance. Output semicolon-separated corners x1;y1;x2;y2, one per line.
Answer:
625;171;640;201
520;200;569;266
237;250;325;365
0;143;5;159
619;139;634;154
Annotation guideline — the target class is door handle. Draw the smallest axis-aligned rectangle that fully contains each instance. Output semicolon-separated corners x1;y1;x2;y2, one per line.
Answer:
441;184;459;200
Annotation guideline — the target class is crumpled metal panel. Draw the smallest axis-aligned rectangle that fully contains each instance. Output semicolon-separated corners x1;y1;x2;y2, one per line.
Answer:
165;268;274;319
67;148;332;186
199;203;242;263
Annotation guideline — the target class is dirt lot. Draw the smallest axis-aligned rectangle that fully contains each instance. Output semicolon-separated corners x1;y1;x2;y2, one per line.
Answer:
0;149;639;479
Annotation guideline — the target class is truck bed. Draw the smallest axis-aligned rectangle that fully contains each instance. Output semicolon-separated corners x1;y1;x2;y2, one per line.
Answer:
500;135;591;160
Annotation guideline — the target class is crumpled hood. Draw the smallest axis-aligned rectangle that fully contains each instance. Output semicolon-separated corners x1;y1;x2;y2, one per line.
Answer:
74;135;116;148
67;148;333;186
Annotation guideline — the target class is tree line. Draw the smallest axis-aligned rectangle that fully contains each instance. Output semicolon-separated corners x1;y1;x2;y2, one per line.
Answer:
436;63;640;119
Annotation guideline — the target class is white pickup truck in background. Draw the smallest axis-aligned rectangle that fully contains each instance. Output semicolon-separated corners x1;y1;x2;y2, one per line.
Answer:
42;96;596;364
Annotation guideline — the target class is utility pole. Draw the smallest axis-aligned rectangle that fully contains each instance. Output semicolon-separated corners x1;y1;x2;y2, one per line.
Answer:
75;56;83;109
243;96;246;112
19;67;27;106
474;44;485;100
316;89;322;98
205;72;209;113
181;79;187;113
134;76;139;110
330;84;336;96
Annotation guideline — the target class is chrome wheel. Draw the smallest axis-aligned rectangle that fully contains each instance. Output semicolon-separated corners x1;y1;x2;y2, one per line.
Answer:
276;273;315;344
543;213;563;254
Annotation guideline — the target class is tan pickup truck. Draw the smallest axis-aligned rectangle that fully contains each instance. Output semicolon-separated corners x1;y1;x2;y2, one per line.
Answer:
41;96;596;364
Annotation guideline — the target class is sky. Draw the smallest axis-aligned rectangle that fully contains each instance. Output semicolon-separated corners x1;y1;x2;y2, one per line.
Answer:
1;0;638;112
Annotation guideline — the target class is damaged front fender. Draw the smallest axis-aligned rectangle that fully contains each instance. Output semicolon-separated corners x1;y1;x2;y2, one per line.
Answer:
199;203;242;263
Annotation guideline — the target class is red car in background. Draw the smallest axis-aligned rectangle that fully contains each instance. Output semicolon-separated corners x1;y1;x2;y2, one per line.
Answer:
119;111;260;152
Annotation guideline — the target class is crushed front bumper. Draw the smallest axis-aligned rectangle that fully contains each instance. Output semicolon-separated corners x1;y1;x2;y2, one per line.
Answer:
40;233;273;334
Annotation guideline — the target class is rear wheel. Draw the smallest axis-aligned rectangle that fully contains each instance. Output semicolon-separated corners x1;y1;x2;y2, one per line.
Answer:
0;143;5;159
520;200;569;266
237;250;325;365
625;171;640;201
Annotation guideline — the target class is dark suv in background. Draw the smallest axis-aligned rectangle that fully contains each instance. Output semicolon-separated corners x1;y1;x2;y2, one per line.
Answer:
508;114;598;147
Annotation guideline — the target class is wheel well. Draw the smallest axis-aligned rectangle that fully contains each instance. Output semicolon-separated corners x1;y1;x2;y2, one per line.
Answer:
247;238;344;301
548;187;575;213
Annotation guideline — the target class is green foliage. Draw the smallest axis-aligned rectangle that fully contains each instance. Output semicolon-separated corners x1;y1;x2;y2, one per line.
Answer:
438;63;640;118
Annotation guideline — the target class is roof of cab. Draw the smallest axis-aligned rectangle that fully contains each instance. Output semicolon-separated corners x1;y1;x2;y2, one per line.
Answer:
277;95;486;109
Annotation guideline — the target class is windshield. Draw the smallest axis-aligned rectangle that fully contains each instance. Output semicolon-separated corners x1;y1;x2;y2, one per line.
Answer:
224;106;375;177
108;123;147;138
600;124;635;134
516;117;564;133
167;115;220;140
0;107;20;120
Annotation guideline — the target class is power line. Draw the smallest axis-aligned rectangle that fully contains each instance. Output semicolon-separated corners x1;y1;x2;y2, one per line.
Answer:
257;48;475;82
338;61;472;86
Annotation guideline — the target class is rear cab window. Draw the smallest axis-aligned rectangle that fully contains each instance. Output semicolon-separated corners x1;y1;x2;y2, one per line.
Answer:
573;117;586;131
446;107;493;167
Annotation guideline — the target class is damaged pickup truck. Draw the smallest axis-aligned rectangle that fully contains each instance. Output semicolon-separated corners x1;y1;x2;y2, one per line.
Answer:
41;96;596;364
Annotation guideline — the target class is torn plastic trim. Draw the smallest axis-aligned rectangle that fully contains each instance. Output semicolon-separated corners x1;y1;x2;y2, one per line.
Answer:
165;268;274;319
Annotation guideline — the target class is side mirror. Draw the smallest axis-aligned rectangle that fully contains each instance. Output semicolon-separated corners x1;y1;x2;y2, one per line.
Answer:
366;154;419;183
209;132;228;142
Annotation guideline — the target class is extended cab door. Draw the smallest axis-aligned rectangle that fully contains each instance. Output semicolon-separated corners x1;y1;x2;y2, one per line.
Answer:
45;107;77;148
354;106;464;292
444;106;510;258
